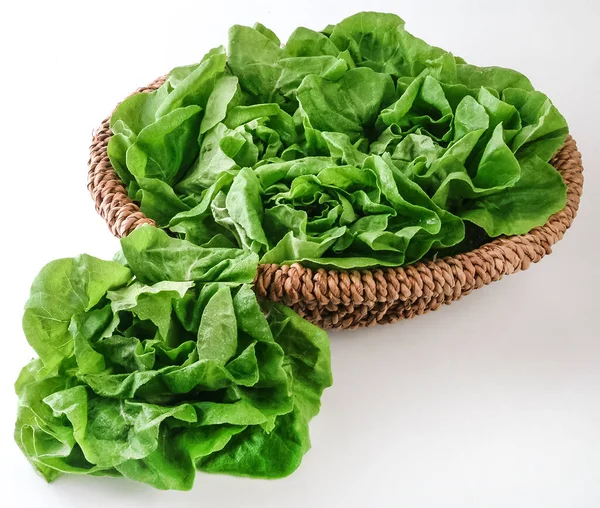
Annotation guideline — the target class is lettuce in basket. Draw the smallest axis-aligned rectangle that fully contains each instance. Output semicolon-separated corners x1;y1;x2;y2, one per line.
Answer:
15;226;332;490
108;12;568;270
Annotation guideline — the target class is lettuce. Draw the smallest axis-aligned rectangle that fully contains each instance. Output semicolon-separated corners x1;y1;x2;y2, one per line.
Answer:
108;12;568;269
15;12;570;490
15;227;332;490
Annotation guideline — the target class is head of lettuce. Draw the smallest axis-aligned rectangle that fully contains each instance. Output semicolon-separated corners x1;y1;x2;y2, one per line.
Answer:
15;226;332;490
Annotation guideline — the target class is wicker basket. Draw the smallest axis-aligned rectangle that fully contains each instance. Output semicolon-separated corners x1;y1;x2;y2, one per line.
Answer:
88;76;584;330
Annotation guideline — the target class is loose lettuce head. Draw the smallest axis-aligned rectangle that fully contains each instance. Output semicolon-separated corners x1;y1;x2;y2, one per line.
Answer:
15;226;332;490
108;12;568;269
107;13;568;269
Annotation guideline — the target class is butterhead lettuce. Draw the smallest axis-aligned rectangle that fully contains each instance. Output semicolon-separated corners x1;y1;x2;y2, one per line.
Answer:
108;12;568;269
15;11;569;491
15;227;332;490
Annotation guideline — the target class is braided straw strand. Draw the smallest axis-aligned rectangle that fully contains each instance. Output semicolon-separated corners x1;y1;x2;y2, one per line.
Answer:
88;77;584;329
87;77;166;237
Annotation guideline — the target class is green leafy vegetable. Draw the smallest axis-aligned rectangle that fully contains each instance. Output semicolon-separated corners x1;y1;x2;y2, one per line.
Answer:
108;12;568;268
15;11;570;490
15;226;332;490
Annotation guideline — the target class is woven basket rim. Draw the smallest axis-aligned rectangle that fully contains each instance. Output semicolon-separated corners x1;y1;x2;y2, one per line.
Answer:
88;76;584;329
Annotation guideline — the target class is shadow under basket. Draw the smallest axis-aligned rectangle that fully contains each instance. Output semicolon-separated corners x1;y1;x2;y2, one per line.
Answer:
88;76;584;330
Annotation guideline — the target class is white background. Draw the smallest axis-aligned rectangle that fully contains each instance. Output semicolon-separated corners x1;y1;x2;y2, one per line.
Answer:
1;1;599;506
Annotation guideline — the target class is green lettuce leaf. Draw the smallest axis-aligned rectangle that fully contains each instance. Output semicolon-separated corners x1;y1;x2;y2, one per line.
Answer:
23;256;132;375
120;225;259;284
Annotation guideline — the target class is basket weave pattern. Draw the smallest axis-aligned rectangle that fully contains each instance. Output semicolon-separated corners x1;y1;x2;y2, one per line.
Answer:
88;77;584;330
